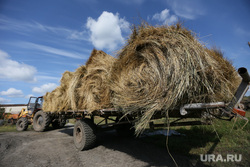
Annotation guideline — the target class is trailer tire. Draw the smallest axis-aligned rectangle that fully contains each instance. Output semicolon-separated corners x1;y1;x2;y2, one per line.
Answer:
74;119;96;151
16;117;28;131
33;111;50;132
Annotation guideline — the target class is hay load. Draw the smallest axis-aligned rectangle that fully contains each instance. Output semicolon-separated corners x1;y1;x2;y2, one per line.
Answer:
205;48;240;97
42;23;239;135
43;71;74;112
67;65;87;111
42;49;116;112
110;24;239;133
77;49;116;111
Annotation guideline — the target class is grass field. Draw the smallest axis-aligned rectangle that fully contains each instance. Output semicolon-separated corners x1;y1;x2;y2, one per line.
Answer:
0;124;17;132
140;111;250;166
0;111;249;166
0;122;35;132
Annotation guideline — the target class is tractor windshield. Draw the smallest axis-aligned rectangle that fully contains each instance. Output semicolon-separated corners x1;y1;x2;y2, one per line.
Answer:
28;97;37;111
36;97;43;109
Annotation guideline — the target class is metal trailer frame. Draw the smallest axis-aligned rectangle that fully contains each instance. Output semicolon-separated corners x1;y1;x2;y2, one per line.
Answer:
61;67;250;151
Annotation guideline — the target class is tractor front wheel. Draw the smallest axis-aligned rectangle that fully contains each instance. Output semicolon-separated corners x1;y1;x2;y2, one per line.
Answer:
33;111;50;132
16;117;28;131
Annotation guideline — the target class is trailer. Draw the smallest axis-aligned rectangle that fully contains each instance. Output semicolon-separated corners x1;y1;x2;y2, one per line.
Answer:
71;67;249;151
16;67;250;151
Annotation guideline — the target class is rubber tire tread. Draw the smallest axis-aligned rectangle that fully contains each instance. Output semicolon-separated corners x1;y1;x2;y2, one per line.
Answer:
74;119;96;151
33;111;50;132
16;117;28;131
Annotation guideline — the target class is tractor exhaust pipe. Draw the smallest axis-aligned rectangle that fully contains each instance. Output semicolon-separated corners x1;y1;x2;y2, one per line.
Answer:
238;67;250;83
226;67;250;110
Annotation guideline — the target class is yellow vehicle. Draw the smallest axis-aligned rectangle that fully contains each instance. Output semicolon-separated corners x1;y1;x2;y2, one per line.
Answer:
16;96;66;131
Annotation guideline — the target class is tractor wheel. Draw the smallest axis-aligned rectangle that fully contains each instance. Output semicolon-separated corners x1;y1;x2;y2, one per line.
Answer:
52;120;66;129
33;111;50;132
16;117;28;131
74;119;96;151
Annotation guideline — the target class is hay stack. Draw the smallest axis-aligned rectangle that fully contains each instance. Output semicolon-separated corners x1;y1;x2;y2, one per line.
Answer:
67;65;87;111
77;49;116;111
205;48;240;96
43;71;73;112
110;24;239;134
42;49;116;112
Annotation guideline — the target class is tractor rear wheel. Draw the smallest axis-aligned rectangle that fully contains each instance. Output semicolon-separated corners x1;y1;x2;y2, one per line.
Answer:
73;119;96;151
16;117;28;131
33;111;50;132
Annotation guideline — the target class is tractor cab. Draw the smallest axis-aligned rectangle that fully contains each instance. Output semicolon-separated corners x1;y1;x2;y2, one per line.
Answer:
27;96;43;115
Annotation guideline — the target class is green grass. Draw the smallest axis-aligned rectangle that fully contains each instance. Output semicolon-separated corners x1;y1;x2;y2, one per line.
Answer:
0;121;35;132
0;117;109;133
0;124;17;132
140;111;250;166
68;119;76;124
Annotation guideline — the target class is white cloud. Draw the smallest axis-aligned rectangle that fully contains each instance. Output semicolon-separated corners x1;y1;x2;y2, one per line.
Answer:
152;9;178;25
0;50;37;82
68;30;88;41
36;75;61;81
167;0;205;20
0;15;88;41
32;83;58;95
0;97;11;103
21;42;84;59
0;88;24;97
86;11;130;51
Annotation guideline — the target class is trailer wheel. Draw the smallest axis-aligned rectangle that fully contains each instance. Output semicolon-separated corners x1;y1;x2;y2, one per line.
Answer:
74;119;96;151
16;117;28;131
33;111;50;132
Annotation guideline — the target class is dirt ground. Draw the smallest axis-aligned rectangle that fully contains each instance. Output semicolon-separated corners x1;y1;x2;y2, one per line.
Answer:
0;125;206;167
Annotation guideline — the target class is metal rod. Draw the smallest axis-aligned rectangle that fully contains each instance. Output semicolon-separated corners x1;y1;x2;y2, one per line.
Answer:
180;102;225;115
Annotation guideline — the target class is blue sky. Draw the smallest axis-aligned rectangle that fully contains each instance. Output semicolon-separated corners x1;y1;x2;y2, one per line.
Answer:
0;0;250;104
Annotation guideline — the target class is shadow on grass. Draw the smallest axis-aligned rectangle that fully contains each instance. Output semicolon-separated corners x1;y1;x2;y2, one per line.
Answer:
168;126;220;155
138;126;221;166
